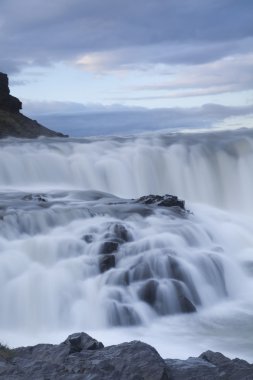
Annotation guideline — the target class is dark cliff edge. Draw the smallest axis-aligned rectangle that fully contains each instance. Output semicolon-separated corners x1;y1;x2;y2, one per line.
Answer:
0;332;252;379
0;72;67;138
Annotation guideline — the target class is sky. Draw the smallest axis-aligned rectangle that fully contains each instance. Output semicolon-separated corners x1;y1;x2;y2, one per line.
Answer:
0;0;253;136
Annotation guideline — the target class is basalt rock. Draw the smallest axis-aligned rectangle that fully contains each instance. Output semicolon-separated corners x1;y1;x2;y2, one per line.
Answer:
99;254;116;272
0;72;22;113
136;194;185;211
0;72;67;138
99;240;119;255
1;333;253;380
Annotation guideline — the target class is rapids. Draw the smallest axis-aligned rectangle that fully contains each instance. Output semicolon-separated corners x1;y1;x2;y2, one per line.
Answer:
0;128;253;361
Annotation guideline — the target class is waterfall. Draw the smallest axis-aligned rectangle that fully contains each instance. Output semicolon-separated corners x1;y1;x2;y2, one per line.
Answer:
0;128;253;212
1;128;253;360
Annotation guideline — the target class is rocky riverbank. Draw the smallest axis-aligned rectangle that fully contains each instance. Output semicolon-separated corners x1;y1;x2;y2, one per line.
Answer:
0;332;252;379
0;72;66;138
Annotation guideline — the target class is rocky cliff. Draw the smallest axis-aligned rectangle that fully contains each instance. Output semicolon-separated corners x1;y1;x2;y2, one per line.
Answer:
0;72;66;138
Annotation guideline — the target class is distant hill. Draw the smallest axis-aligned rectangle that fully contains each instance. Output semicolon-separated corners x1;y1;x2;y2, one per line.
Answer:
0;72;67;138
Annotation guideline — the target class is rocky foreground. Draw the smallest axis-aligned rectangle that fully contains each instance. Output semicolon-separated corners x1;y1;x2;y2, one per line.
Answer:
0;72;66;138
0;332;252;379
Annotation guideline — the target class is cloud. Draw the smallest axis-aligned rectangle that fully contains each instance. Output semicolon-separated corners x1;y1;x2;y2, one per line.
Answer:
77;37;253;73
23;101;253;137
1;0;253;74
117;53;253;99
23;100;141;115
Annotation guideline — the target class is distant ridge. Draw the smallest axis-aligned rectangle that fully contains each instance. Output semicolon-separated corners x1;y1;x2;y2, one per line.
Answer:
0;72;67;138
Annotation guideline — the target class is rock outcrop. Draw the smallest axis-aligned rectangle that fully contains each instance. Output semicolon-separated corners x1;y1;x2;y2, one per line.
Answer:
0;332;252;379
0;72;22;113
0;72;67;138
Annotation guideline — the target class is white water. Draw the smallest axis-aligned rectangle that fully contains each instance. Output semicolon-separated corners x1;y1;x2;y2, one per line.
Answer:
1;128;253;361
1;129;253;213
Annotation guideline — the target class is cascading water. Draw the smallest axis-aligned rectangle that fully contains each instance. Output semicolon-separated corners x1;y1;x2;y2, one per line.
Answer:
1;128;253;361
1;128;253;212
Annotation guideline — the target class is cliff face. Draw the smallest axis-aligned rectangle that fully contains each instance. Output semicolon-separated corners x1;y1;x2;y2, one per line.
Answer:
0;72;67;138
0;73;22;113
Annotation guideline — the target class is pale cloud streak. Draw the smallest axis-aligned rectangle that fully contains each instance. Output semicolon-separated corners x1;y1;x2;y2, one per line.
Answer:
116;53;253;100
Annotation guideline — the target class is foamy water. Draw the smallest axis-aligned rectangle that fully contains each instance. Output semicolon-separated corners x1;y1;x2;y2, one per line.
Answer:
0;128;253;361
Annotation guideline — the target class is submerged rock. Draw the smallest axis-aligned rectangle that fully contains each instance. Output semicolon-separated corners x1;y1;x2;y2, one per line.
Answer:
99;254;116;272
138;279;159;306
99;240;119;255
22;193;47;202
1;333;252;379
0;72;67;139
97;223;133;273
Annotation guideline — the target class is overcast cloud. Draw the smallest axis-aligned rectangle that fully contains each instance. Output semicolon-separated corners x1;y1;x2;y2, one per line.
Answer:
1;0;253;134
1;0;253;73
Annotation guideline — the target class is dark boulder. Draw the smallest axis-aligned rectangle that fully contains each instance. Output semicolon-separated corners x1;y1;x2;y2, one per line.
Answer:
99;240;119;254
103;222;133;244
112;223;132;242
199;351;253;380
99;254;116;273
136;194;185;211
138;279;159;306
66;332;104;353
169;257;201;306
82;234;93;243
166;351;253;379
98;238;119;272
172;280;197;313
1;332;253;379
2;334;169;380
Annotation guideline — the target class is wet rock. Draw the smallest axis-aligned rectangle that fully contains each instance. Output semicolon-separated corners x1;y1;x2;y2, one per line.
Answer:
104;222;133;244
105;270;130;286
22;193;47;202
107;303;142;326
113;223;132;242
136;194;185;210
169;257;201;306
99;240;119;254
172;280;197;313
82;234;93;243
178;295;196;313
138;279;159;306
131;261;153;282
99;254;116;273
